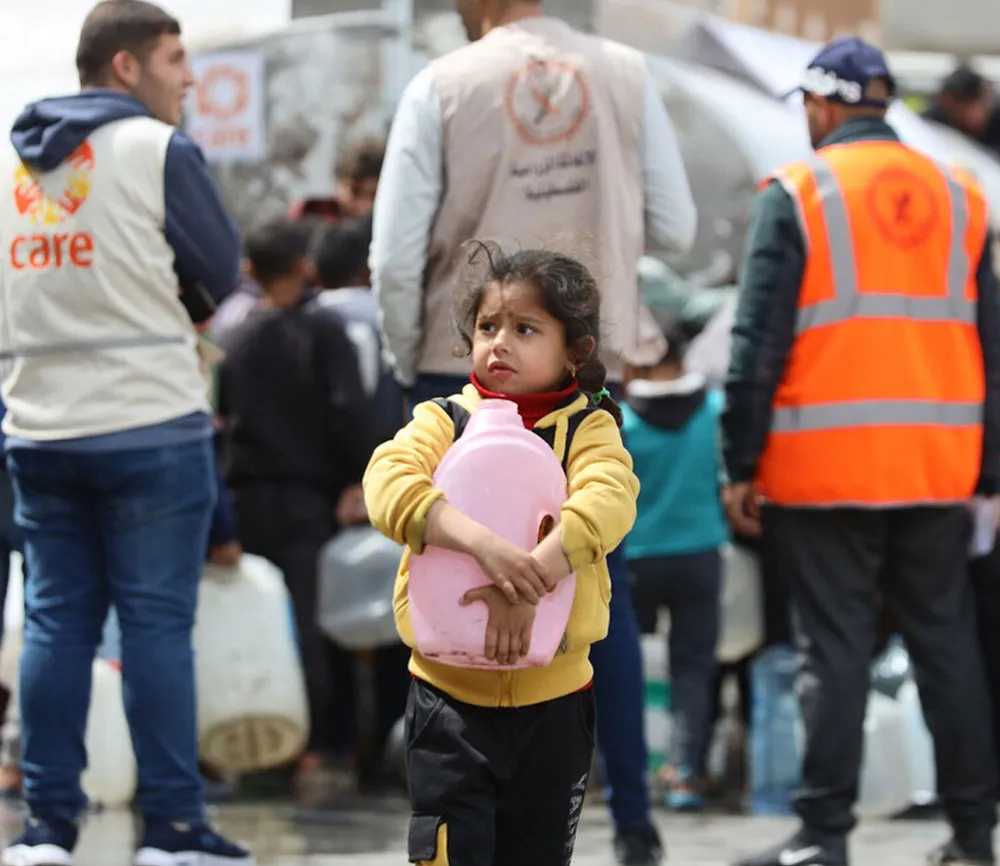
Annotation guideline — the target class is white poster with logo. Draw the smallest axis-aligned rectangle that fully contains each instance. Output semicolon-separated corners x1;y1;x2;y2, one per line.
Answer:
187;51;265;164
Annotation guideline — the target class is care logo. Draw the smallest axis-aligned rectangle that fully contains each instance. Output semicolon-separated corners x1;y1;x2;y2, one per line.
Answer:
9;141;96;271
13;141;95;227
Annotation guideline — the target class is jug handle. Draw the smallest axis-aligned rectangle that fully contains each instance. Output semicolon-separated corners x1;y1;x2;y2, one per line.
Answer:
537;514;556;544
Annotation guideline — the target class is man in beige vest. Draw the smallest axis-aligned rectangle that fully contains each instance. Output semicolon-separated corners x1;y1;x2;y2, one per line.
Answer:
370;3;696;864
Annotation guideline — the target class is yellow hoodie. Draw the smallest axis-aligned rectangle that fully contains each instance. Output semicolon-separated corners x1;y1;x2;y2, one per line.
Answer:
362;385;639;708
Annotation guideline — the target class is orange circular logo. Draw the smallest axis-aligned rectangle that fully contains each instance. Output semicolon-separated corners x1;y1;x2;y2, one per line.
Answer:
196;65;249;121
13;141;95;227
505;59;590;147
866;167;940;249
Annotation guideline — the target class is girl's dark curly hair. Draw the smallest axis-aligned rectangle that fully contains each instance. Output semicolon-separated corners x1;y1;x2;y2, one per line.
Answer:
452;240;623;427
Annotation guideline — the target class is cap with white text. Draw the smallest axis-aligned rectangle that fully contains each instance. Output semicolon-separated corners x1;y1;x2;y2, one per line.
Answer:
798;37;896;108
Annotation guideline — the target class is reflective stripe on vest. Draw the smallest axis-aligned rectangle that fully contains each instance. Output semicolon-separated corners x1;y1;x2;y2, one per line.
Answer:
0;333;189;361
772;399;982;433
792;155;975;334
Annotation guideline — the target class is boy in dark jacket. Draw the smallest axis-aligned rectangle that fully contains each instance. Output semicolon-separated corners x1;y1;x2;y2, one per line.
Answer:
312;214;404;445
218;219;374;789
311;215;411;787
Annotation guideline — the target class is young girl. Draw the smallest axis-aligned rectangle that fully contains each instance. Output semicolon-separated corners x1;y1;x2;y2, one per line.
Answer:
363;244;639;866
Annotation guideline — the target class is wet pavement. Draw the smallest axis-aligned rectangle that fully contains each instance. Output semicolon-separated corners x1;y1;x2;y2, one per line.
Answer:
0;795;965;864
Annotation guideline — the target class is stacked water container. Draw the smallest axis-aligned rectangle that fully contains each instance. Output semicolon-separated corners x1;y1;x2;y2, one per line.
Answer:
749;633;936;818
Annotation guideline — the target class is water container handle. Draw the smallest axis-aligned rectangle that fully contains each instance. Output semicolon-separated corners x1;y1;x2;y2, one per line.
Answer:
537;513;556;543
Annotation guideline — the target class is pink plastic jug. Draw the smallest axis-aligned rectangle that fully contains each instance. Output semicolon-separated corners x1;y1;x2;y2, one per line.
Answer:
409;399;577;669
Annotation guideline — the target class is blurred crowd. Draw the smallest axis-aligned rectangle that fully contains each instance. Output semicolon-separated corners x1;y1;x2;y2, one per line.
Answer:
4;65;998;814
187;62;1000;826
5;5;1000;866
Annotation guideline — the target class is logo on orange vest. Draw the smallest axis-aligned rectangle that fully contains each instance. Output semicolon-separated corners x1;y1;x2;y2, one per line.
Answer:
866;167;940;249
10;142;95;270
505;59;590;147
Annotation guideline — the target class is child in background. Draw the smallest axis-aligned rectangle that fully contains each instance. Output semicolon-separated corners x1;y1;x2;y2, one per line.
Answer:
218;219;374;795
312;215;404;445
623;325;728;812
310;214;410;788
363;244;639;866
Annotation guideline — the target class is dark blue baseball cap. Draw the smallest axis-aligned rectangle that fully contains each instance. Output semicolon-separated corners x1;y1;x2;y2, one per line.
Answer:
793;37;896;107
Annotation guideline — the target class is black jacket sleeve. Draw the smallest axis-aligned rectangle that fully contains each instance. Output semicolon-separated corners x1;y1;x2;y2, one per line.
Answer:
316;312;377;488
975;238;1000;495
722;181;805;483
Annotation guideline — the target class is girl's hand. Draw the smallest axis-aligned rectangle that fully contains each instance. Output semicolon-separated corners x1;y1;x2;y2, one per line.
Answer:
423;501;553;602
208;541;242;567
461;586;535;665
335;484;369;526
474;534;554;605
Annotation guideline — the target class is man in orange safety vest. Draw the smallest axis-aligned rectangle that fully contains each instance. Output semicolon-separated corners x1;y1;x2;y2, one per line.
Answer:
723;38;1000;866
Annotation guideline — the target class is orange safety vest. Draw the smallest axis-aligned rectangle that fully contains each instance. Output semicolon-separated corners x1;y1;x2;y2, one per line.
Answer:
755;140;988;507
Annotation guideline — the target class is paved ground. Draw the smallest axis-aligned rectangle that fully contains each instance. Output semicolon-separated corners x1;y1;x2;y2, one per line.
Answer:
0;796;961;864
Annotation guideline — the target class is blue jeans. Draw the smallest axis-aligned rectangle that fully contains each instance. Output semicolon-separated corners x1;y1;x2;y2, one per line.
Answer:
410;373;654;833
591;544;654;831
8;439;216;824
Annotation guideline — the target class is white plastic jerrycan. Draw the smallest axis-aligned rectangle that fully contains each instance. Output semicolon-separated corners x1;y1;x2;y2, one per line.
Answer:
194;554;309;773
857;690;913;818
0;553;25;690
409;399;576;669
82;659;137;809
716;543;764;664
318;525;404;650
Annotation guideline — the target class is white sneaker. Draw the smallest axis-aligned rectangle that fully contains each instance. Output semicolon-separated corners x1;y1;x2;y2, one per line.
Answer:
2;818;76;866
133;822;253;866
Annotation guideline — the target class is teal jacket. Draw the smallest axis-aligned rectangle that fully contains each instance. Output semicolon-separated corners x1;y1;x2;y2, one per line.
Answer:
623;376;728;559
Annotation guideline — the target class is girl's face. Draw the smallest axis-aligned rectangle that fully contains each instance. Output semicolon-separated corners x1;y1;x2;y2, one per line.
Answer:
472;281;575;395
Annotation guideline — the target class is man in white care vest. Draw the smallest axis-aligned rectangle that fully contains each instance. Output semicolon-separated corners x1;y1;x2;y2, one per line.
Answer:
0;2;250;865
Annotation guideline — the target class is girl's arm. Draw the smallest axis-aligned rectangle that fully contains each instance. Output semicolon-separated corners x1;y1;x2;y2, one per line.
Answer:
542;411;640;575
532;526;572;583
363;400;453;551
363;400;554;603
426;500;552;604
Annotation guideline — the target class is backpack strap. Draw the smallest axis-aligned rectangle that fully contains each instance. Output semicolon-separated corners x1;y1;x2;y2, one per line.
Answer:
431;397;471;442
533;405;598;473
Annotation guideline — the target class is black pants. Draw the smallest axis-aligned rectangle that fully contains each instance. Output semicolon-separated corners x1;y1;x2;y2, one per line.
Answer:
405;679;595;866
630;549;721;774
970;534;1000;787
769;506;997;849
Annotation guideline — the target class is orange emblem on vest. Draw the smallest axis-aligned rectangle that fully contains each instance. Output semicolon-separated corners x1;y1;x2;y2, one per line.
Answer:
13;141;95;227
866;166;940;249
505;59;590;147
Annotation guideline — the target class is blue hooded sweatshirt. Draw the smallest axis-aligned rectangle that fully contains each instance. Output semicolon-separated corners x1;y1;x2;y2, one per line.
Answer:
7;90;242;453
